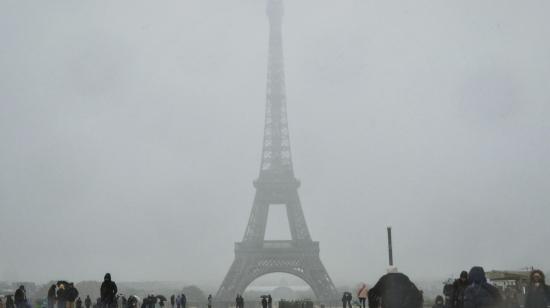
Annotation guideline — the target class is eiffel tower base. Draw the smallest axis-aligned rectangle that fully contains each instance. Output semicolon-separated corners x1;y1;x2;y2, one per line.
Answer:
215;241;338;306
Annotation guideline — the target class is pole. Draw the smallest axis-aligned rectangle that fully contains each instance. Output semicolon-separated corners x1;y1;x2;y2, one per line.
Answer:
387;226;393;266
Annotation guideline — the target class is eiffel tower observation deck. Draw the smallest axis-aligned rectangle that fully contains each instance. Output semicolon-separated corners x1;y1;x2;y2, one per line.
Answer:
215;0;338;304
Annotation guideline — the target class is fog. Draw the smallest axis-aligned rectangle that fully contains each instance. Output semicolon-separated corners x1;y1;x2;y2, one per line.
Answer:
1;0;549;288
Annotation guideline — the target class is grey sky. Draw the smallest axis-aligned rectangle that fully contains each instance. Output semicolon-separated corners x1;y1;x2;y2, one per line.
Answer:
1;0;549;287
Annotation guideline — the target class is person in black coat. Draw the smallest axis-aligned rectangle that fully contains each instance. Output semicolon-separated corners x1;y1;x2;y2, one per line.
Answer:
100;273;118;308
368;269;423;308
14;286;26;308
463;266;501;308
524;270;550;308
452;271;470;308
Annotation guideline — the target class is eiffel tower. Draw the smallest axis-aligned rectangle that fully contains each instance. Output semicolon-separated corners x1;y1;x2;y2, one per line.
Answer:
215;0;338;303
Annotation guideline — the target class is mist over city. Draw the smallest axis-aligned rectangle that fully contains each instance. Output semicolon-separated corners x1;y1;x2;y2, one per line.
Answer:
1;1;549;308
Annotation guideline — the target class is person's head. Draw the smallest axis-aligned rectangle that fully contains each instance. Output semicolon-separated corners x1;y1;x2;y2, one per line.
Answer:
530;270;545;285
468;266;487;284
460;271;468;282
435;296;444;305
19;286;25;291
104;273;111;281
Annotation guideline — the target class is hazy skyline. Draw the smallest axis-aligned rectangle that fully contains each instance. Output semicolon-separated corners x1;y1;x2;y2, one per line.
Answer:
1;0;549;287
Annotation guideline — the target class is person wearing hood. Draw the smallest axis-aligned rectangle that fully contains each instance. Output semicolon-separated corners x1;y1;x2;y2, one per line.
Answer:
433;296;445;308
524;270;550;308
85;296;92;308
368;269;423;308
452;271;470;308
14;286;26;308
100;273;118;308
463;266;501;308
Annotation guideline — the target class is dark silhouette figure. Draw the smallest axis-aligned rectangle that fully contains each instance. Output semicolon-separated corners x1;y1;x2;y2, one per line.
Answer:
14;286;26;308
67;283;80;308
6;296;15;308
127;296;139;308
170;296;175;308
100;273;118;308
267;295;272;308
77;298;83;308
207;295;212;308
463;266;501;308
342;292;352;308
261;297;267;308
48;285;57;308
368;272;423;308
235;294;243;308
452;271;469;308
57;284;68;308
524;270;550;308
85;296;92;308
433;296;445;308
180;295;186;308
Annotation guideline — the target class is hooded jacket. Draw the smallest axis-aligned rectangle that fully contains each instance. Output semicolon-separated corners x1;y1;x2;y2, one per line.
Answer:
100;274;118;304
463;267;501;308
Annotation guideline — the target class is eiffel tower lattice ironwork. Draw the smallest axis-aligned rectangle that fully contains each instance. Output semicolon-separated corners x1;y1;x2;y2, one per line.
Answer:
215;0;338;303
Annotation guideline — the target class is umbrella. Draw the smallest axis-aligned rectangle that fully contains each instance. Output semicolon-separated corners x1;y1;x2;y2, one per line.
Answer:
156;295;167;302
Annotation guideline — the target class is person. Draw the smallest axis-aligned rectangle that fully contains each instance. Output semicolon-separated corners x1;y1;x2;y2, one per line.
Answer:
368;268;423;308
101;273;118;308
452;271;469;308
85;296;92;308
77;298;83;308
127;296;138;308
342;292;352;308
433;296;445;308
358;284;368;308
235;295;242;308
267;295;271;308
179;295;185;308
48;285;57;308
14;286;26;308
170;296;175;308
463;266;501;308
57;283;67;308
67;283;80;308
6;296;15;308
207;295;212;308
524;270;550;308
260;297;267;308
175;296;180;308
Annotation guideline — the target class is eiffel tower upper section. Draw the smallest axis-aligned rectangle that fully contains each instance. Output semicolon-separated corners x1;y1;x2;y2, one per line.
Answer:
258;0;295;184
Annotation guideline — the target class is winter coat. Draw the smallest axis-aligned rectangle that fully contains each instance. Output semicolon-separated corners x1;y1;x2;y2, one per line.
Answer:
368;273;423;308
452;279;469;308
48;286;57;301
14;289;26;305
100;274;118;304
525;285;550;308
358;285;369;299
463;267;501;308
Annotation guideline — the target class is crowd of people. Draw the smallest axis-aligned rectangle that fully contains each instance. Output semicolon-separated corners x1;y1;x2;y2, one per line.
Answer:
1;269;549;308
338;266;550;308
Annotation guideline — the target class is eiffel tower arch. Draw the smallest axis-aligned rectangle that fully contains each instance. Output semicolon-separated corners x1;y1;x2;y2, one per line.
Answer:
215;0;338;304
